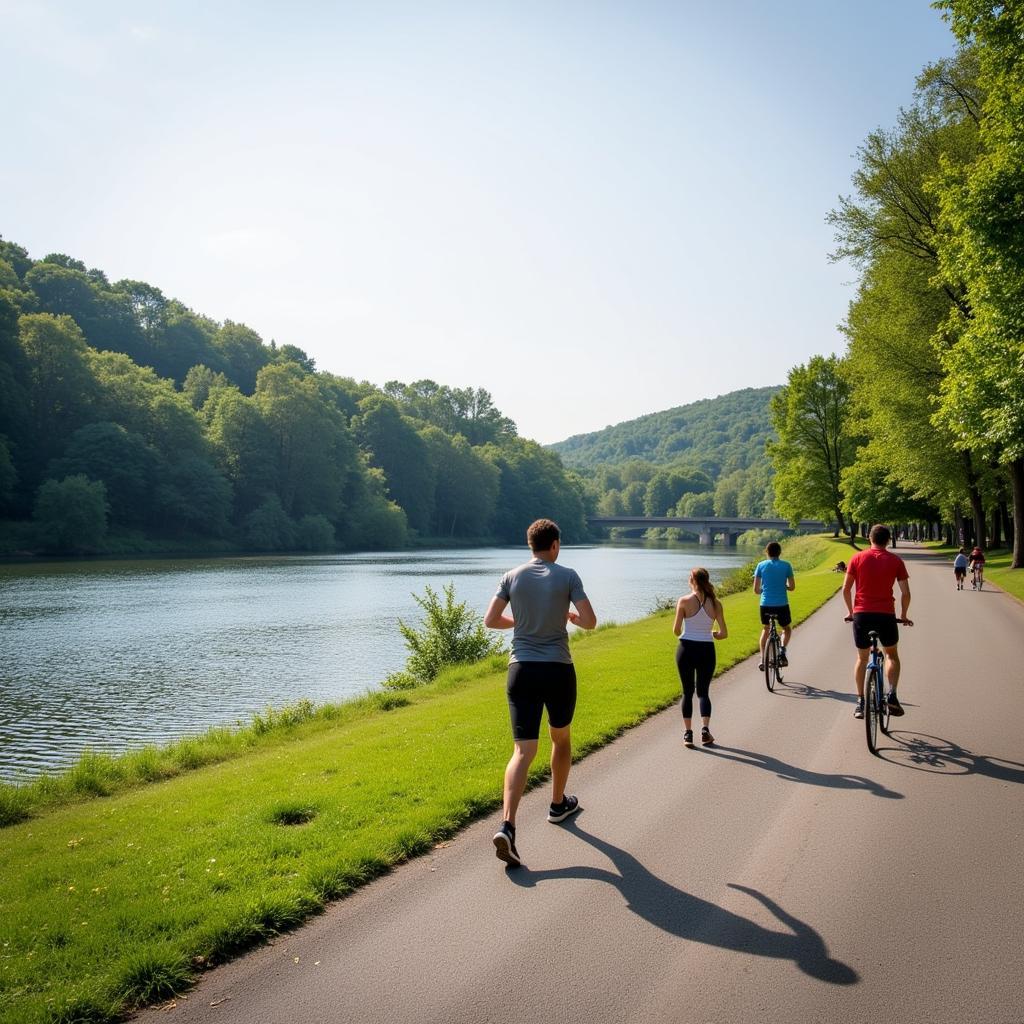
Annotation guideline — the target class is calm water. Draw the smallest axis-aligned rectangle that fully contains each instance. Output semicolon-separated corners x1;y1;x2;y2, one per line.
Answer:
0;542;755;781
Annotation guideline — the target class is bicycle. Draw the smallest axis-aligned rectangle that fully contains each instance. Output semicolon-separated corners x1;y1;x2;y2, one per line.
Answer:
862;630;890;755
972;564;984;591
763;613;784;692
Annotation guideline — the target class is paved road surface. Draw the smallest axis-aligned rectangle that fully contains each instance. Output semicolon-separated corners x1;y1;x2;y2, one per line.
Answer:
144;546;1024;1024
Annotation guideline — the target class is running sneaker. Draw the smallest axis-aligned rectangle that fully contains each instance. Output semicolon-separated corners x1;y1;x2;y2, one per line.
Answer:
547;795;581;823
757;662;765;672
854;697;865;719
886;691;905;717
701;726;715;746
778;646;789;667
493;821;521;867
683;729;694;748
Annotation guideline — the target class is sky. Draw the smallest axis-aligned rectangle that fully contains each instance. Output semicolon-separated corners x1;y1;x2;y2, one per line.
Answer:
0;1;957;444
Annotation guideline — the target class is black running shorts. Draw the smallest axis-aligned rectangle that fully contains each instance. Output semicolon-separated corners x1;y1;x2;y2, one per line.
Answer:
506;661;577;740
852;612;899;650
759;604;792;628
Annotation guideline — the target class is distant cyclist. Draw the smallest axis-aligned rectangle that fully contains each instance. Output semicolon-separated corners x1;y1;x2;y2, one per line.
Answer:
953;548;969;591
754;540;795;670
843;524;913;720
969;546;986;589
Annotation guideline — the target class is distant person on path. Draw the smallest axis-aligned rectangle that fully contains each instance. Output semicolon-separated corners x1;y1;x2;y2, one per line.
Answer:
484;518;597;867
754;540;795;670
953;548;969;590
969;546;986;589
843;524;913;721
673;567;728;747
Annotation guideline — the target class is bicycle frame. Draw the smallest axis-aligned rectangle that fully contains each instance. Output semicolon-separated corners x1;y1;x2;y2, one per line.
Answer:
864;630;890;754
764;614;783;691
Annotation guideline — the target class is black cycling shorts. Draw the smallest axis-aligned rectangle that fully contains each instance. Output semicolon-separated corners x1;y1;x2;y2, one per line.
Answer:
954;567;966;579
852;612;899;650
760;604;792;628
506;661;577;740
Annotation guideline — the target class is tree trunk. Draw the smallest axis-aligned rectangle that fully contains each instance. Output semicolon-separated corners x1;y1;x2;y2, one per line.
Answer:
990;507;1002;549
1000;501;1013;549
1011;458;1024;569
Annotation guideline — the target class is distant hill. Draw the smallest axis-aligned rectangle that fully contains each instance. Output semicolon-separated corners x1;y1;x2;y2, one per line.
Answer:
549;386;781;472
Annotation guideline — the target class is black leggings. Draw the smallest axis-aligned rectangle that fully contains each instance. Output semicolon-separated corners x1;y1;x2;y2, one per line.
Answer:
675;640;715;719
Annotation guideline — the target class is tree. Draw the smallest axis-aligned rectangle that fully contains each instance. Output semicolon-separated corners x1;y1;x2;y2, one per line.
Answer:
768;355;858;535
243;494;295;551
33;475;108;553
420;426;499;536
932;2;1024;564
213;321;271;394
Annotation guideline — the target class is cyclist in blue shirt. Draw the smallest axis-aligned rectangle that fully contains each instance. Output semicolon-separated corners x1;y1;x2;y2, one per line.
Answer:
754;540;795;669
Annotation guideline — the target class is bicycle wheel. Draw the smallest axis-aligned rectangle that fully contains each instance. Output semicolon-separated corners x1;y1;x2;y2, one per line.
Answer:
879;677;892;735
865;666;880;755
764;636;776;692
773;642;785;686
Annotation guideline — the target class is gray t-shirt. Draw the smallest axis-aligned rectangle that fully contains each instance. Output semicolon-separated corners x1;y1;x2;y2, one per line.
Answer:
496;558;588;664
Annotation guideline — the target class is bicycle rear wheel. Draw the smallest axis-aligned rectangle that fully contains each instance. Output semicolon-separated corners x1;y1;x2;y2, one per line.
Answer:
764;637;776;692
865;666;880;755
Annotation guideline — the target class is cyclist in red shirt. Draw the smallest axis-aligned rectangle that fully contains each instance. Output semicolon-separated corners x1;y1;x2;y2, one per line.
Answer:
842;524;913;720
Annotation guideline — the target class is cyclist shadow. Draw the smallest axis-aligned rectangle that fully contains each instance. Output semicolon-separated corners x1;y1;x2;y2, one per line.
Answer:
879;731;1024;782
508;818;858;986
769;678;859;705
699;745;903;799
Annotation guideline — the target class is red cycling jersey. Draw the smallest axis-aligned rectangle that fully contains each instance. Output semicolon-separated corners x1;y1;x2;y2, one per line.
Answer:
845;547;910;615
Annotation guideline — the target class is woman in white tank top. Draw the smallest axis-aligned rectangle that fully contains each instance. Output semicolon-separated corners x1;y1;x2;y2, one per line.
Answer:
672;567;728;747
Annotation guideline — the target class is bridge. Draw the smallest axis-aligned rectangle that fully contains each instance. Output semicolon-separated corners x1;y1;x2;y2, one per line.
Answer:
586;516;829;546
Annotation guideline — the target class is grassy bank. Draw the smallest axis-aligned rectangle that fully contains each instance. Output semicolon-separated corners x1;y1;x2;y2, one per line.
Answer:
922;542;1024;603
0;536;850;1024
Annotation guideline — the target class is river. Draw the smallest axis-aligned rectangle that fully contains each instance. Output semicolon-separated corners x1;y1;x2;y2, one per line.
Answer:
0;542;757;781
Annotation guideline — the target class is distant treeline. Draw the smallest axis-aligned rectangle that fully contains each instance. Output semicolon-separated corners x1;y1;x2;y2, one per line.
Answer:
550;387;778;523
0;239;586;554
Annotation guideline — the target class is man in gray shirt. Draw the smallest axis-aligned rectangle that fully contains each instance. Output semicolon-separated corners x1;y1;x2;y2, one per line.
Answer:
484;518;597;866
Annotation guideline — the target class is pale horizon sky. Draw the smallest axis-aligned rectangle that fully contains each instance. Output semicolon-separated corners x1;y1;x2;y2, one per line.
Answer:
1;1;956;444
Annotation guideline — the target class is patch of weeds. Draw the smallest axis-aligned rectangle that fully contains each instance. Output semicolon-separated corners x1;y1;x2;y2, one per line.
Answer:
49;993;120;1024
115;947;191;1007
266;803;319;826
0;783;32;826
368;692;412;711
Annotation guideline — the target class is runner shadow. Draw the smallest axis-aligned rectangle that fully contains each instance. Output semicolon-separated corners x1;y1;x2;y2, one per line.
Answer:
880;731;1024;782
508;820;858;986
700;745;903;799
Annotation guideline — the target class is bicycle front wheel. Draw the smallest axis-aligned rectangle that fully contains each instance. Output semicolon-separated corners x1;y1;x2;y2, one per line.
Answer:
865;667;880;755
765;638;776;692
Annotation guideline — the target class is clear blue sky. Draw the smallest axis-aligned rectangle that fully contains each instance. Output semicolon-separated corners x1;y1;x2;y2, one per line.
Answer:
1;1;956;443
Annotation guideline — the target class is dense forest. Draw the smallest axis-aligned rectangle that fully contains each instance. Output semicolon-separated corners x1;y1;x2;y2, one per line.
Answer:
550;387;779;521
768;7;1024;567
0;239;587;554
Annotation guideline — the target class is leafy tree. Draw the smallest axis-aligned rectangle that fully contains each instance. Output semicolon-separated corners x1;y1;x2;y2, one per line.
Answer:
420;426;499;536
768;355;858;535
205;387;276;518
242;494;295;551
294;514;335;551
0;436;16;510
33;475;108;553
182;364;230;410
157;455;233;536
214;321;271;394
932;2;1024;564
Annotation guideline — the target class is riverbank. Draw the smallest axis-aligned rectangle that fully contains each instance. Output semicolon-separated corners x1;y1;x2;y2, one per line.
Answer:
0;536;849;1024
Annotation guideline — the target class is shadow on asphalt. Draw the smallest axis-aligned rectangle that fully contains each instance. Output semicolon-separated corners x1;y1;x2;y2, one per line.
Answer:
767;678;859;704
507;819;858;986
699;745;903;799
878;731;1024;781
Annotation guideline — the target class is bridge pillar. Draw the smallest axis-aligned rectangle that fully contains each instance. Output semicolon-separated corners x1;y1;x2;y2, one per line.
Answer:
699;530;714;546
725;531;739;547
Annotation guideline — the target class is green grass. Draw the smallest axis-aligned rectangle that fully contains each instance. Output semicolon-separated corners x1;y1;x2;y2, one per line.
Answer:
0;536;850;1024
922;541;1024;603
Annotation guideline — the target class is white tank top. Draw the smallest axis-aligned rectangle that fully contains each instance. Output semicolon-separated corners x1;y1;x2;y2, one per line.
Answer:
683;596;716;643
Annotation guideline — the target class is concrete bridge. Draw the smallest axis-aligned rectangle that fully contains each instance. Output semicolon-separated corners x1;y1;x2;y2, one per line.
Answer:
586;516;829;546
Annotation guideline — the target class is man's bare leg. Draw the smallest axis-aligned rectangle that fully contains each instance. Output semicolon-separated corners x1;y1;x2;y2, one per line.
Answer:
549;725;572;805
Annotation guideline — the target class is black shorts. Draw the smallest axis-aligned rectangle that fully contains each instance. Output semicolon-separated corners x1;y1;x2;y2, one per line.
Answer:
954;567;966;579
852;612;899;650
506;661;577;740
760;604;792;628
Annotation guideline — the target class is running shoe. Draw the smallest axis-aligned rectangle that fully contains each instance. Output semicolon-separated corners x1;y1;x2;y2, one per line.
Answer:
757;662;765;672
547;795;581;823
778;646;788;667
701;726;715;746
493;821;521;867
886;691;905;717
683;729;694;748
853;697;865;719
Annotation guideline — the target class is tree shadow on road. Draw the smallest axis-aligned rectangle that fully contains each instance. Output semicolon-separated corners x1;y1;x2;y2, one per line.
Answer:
699;745;903;799
879;731;1024;781
507;819;858;986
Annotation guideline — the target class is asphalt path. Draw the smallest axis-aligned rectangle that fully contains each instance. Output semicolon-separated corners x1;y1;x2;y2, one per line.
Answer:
143;546;1024;1024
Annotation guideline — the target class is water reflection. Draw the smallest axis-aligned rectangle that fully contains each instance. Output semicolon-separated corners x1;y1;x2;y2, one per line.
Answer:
0;542;755;780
